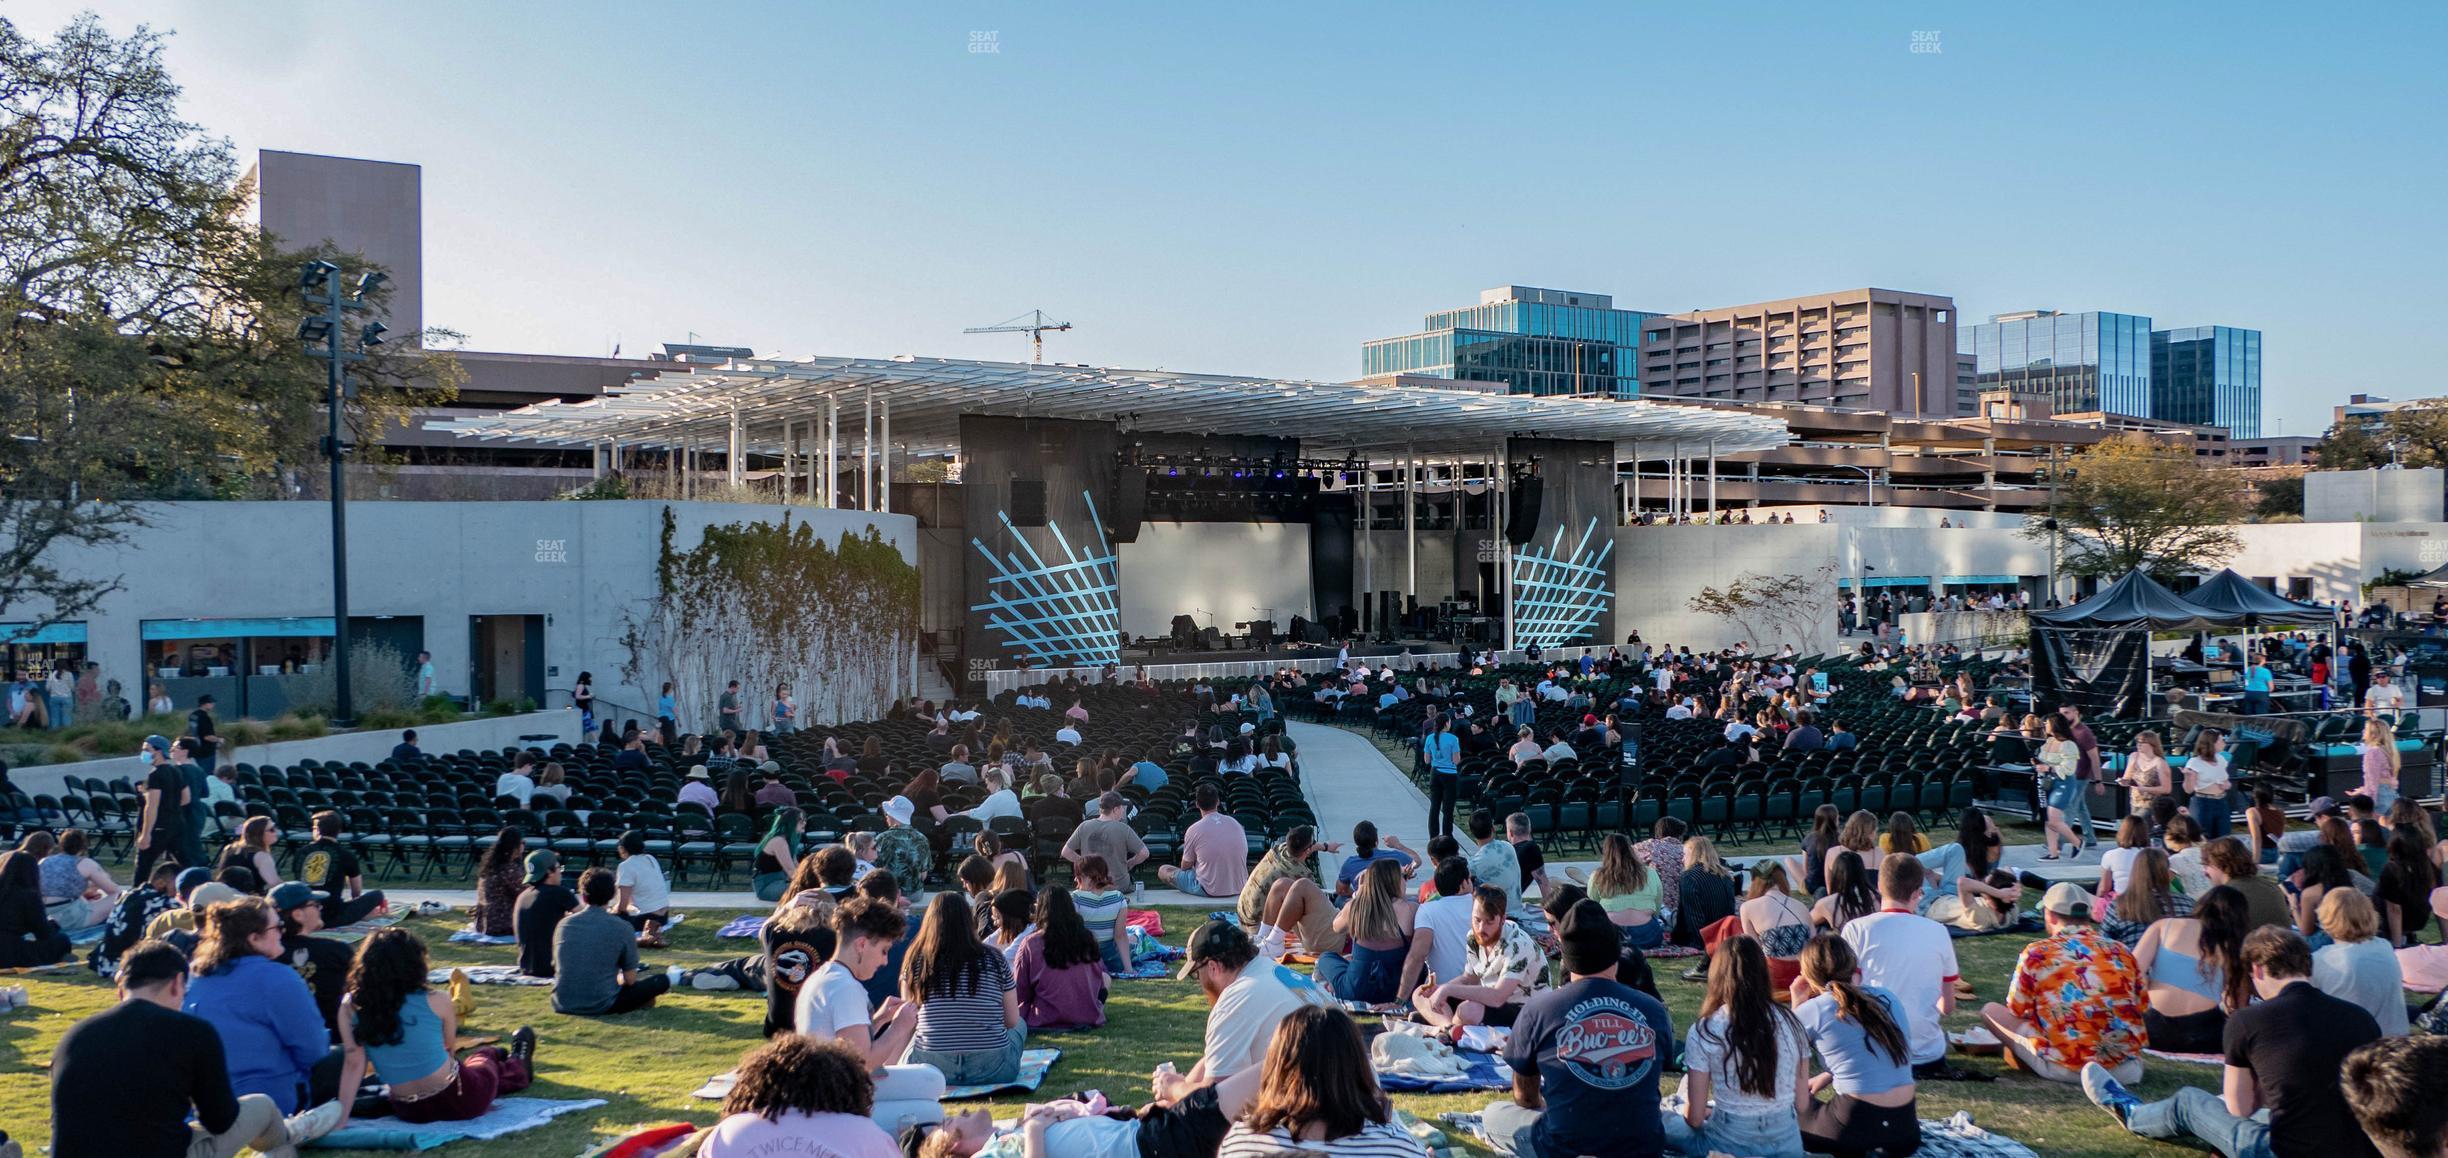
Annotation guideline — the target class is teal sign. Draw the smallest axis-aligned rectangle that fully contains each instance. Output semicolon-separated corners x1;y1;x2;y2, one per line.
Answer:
141;617;334;641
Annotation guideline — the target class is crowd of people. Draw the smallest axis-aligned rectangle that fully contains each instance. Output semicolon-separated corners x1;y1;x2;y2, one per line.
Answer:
18;642;2448;1158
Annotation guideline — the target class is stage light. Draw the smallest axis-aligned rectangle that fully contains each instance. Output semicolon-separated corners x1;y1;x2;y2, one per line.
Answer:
1168;467;1178;477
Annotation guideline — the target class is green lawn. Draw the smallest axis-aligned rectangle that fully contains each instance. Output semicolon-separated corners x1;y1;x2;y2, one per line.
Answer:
0;897;2227;1157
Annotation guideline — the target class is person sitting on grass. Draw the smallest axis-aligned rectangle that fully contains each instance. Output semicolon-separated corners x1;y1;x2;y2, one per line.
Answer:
1482;900;1675;1158
1013;886;1108;1031
612;831;673;948
2101;847;2190;946
1839;853;1960;1080
1788;934;1919;1158
551;867;671;1016
704;1035;901;1158
2084;926;2384;1158
749;807;805;903
1157;782;1249;901
2312;888;2409;1035
1665;934;1809;1158
1413;885;1544;1031
986;887;1035;963
901;892;1026;1086
215;816;285;893
90;856;183;977
919;1048;1267;1158
793;895;942;1133
294;810;385;929
1069;854;1134;975
1214;1004;1429;1157
1245;827;1350;964
269;880;352;1040
35;828;117;933
2202;836;2292;933
2133;883;2251;1054
1317;857;1415;1005
513;850;579;979
1979;882;2147;1085
336;928;535;1123
1179;918;1330;1090
51;939;314;1158
2341;1035;2448;1158
182;896;357;1129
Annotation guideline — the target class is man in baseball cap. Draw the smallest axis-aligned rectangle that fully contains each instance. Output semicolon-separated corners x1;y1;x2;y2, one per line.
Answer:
1171;919;1327;1087
269;881;350;1035
1978;881;2147;1086
514;850;578;979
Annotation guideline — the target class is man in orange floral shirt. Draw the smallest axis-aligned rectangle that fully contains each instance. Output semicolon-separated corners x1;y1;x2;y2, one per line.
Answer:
1978;882;2146;1085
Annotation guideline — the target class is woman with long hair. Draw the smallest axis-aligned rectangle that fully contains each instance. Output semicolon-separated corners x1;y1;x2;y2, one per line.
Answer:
185;897;352;1116
1676;836;1740;949
751;808;805;903
1823;812;1880;890
1956;807;2004;880
2101;848;2189;947
2377;825;2440;947
2312;889;2410;1035
2120;730;2173;815
1790;935;1918;1158
0;850;68;967
2361;717;2403;812
216;816;284;891
2037;714;2085;860
1321;857;1415;1005
858;735;888;775
35;828;116;933
1666;935;1808;1158
531;762;570;806
1218;1005;1423;1156
707;1035;896;1155
2133;884;2250;1052
2096;815;2151;905
339;929;534;1122
1878;812;1926;856
2294;845;2361;942
2182;728;2234;840
1812;851;1877;935
1586;833;1665;949
1801;804;1844;895
901;766;948;824
1013;887;1108;1030
470;827;527;937
1739;860;1815;991
718;768;757;816
901;893;1026;1085
573;670;595;734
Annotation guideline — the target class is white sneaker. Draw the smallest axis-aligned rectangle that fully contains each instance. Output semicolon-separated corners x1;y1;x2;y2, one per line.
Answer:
284;1099;347;1146
690;969;742;991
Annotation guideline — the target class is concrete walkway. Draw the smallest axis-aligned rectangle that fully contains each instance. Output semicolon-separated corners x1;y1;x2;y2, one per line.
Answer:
1286;720;1432;886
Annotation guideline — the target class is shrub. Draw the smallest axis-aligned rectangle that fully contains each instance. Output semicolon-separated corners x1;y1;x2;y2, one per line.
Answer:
265;714;328;742
283;641;419;717
355;707;416;731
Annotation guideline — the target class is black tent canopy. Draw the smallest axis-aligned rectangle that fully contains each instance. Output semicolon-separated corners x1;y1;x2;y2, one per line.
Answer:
2181;569;2334;627
2029;570;2221;631
2027;570;2329;719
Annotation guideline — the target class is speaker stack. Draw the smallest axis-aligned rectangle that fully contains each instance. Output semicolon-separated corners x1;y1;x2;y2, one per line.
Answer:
1505;476;1543;546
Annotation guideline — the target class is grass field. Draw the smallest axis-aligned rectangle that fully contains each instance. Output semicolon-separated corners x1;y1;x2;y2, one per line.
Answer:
0;890;2235;1157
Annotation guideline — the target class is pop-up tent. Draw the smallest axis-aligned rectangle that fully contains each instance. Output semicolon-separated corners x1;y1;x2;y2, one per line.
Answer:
2182;569;2335;627
2404;562;2448;590
2028;571;2224;718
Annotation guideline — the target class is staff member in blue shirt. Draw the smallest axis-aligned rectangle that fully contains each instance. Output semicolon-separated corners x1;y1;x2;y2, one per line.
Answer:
1424;715;1462;841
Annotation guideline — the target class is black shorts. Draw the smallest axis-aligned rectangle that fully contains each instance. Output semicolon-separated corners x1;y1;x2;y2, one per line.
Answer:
1136;1084;1230;1158
1480;1002;1522;1029
2145;1006;2226;1054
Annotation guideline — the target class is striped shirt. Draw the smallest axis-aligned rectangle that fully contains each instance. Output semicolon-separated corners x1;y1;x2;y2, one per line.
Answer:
911;951;1015;1053
1217;1121;1428;1157
1074;888;1127;947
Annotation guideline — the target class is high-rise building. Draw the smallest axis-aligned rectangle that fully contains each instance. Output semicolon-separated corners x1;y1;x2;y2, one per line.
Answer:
1636;288;1959;417
2152;325;2263;439
245;150;424;339
1959;310;2154;419
1362;286;1656;399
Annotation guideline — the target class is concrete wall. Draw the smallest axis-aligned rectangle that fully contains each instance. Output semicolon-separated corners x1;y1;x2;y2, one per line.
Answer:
5;500;914;725
9;710;576;799
2306;468;2445;523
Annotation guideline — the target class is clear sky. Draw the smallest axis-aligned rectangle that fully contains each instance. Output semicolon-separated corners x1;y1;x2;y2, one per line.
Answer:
18;1;2444;437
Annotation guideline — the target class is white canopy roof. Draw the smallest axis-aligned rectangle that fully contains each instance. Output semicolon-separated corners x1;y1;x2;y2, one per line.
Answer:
425;354;1791;459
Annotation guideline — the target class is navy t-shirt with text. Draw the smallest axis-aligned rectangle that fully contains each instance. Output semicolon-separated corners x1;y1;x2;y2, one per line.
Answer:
1504;976;1673;1158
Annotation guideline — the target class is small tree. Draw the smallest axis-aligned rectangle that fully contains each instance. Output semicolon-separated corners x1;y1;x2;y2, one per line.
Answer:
2031;434;2246;582
1688;565;1836;647
2315;419;2391;469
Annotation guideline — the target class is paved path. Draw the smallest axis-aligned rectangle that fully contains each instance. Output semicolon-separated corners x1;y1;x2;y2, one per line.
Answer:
1286;720;1432;886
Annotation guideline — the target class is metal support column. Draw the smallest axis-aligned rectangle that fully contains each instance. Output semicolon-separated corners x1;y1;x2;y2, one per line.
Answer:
1357;456;1371;638
728;408;744;487
880;398;892;514
825;396;839;508
1630;443;1641;521
1707;440;1717;518
862;389;875;511
1497;442;1514;653
1404;444;1417;608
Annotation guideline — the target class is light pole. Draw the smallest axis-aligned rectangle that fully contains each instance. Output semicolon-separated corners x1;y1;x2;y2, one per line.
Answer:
297;261;389;727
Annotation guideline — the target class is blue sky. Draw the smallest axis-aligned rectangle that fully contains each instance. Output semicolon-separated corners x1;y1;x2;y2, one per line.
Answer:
20;2;2444;436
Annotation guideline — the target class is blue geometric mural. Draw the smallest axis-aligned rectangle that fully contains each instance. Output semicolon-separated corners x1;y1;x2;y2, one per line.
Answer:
968;490;1122;667
1510;517;1614;648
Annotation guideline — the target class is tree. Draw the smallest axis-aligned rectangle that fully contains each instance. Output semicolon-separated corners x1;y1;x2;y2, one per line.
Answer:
2029;434;2246;582
0;14;460;631
1688;565;1835;647
2384;400;2448;468
2251;472;2305;521
2315;419;2391;469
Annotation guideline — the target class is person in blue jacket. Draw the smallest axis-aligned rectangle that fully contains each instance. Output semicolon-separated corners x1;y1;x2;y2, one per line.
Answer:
183;895;362;1123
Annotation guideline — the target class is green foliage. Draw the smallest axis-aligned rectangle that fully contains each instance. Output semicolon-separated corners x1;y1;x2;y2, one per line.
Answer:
481;697;536;716
2026;434;2247;582
622;508;919;727
2250;472;2305;520
562;474;632;501
2366;568;2425;593
0;13;463;634
2316;419;2391;469
264;714;329;742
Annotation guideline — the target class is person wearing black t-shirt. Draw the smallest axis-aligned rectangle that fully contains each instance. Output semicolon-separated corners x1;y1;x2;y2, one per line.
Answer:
293;812;386;928
270;882;352;1042
513;851;580;978
187;696;222;774
2084;925;2382;1158
132;736;189;884
52;939;294;1158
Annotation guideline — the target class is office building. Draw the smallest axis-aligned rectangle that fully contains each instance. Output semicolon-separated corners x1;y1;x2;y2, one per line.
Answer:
1362;285;1656;399
1959;310;2154;419
1637;288;1959;417
2152;325;2263;438
246;150;424;339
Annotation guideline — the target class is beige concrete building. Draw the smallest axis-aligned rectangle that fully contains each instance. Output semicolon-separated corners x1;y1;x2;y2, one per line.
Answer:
1639;288;1960;417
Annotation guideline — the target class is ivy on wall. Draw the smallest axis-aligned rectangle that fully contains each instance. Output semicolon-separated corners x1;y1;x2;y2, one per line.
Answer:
620;507;919;728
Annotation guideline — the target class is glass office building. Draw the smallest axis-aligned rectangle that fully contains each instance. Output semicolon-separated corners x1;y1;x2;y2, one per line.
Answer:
1959;310;2154;418
1363;286;1655;399
2152;325;2262;438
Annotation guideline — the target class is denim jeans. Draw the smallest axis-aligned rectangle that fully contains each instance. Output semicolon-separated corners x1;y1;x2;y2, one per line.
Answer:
1480;1100;1546;1158
905;1024;1027;1085
2190;794;2234;840
869;1064;947;1135
2125;1086;2273;1158
48;695;70;728
1915;842;1967;899
1659;1102;1805;1158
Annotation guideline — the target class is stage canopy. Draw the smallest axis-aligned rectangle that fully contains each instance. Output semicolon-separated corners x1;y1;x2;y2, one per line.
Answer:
2181;569;2334;626
2028;570;2222;632
2405;561;2448;590
424;354;1792;460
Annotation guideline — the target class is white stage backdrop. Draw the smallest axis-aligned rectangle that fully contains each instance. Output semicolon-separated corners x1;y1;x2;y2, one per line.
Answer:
1116;522;1312;641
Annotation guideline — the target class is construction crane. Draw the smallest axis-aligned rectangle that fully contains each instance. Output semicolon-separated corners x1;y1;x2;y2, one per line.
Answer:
965;309;1072;363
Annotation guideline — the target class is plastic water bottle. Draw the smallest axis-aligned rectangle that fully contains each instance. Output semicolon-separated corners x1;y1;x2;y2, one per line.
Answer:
667;965;685;987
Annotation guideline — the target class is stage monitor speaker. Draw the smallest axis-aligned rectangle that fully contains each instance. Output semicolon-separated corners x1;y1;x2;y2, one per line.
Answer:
1009;480;1048;527
1111;470;1147;543
1505;476;1544;546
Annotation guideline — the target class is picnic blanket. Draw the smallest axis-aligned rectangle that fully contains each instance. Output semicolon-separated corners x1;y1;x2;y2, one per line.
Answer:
428;966;550;987
717;915;765;939
1375;1047;1510;1093
323;912;408;944
1371;1023;1511;1093
446;928;517;945
65;923;108;947
2143;1048;2224;1066
307;1096;606;1150
1123;909;1165;938
1111;928;1186;979
1948;913;2044;940
1445;1105;2036;1158
696;1049;1065;1103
